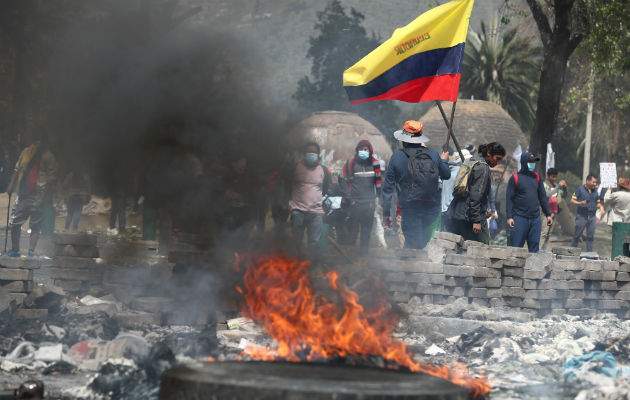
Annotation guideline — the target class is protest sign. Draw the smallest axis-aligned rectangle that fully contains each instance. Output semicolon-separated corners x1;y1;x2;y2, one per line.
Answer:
600;163;617;188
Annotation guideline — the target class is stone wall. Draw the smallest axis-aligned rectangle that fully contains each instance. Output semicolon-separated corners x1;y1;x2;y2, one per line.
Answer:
376;232;630;318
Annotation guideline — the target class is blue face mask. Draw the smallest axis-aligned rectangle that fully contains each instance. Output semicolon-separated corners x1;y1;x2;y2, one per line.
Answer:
357;150;370;160
304;153;318;164
527;162;536;172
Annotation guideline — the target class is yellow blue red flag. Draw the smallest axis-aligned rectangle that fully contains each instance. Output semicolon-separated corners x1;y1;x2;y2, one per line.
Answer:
343;0;474;104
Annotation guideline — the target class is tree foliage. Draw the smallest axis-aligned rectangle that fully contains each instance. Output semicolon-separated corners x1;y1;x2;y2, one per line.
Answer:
461;18;541;133
293;0;400;137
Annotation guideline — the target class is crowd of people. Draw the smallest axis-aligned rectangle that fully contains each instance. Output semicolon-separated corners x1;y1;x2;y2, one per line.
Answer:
285;120;630;257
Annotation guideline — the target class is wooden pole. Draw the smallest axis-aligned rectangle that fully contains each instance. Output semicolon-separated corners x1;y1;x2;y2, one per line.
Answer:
445;101;457;151
435;101;465;162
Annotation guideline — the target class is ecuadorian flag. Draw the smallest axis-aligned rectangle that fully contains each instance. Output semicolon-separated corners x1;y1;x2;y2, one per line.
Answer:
343;0;474;104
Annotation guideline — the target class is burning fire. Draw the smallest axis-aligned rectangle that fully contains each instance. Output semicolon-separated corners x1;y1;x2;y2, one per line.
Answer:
236;254;491;397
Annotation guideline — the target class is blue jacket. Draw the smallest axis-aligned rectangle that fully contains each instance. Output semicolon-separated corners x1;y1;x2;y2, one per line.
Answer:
572;185;601;217
506;152;551;219
382;144;450;216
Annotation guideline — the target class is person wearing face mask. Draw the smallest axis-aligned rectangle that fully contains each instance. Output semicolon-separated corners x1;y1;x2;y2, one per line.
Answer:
505;152;553;253
288;141;331;257
341;140;382;250
571;174;606;252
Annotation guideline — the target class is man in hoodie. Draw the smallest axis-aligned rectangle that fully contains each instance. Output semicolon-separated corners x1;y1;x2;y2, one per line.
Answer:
506;152;553;253
382;120;450;249
342;140;382;250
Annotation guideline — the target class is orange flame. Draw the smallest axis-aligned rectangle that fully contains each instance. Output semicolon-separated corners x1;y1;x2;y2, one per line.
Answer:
236;254;490;397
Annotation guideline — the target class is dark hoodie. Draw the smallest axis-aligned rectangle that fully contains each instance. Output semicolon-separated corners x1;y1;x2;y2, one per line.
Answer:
506;152;551;219
343;140;382;202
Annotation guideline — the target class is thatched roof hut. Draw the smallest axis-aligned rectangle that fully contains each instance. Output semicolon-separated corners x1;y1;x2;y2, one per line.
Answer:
289;111;392;175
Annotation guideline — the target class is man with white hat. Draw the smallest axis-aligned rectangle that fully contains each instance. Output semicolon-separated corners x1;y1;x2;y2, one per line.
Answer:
382;120;450;249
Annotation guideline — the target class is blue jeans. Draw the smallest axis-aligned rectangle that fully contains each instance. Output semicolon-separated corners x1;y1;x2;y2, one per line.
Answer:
401;206;439;249
510;215;542;253
571;213;596;252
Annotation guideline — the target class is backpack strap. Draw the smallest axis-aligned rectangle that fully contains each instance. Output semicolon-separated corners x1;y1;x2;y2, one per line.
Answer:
534;172;540;183
513;173;518;189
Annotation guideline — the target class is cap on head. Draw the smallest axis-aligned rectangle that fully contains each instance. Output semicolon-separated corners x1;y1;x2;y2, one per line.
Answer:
527;154;541;163
619;178;630;190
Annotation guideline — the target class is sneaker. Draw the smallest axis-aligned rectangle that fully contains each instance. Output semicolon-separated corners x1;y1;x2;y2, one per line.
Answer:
27;250;35;258
4;249;21;257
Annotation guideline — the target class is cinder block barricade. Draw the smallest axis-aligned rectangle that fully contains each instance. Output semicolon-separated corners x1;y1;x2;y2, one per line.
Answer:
379;233;630;318
0;257;43;306
50;232;102;294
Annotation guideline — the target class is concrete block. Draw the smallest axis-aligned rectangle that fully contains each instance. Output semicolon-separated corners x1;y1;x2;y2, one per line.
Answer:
579;271;616;281
523;279;538;290
615;291;630;301
51;257;98;269
552;246;582;256
391;292;410;303
434;232;464;245
446;286;466;297
13;308;48;320
470;298;489;307
508;247;530;259
504;267;525;278
0;258;53;269
599;300;624;310
9;293;27;305
466;277;502;288
568;280;585;290
445;254;488;267
414;284;446;295
461;240;479;250
468;288;488;298
525;289;557;299
550;270;579;280
407;273;446;285
467;245;512;259
443;276;457;287
384;272;406;282
444;265;474;277
538;279;569;290
525;252;553;271
423;243;446;263
48;268;92;281
617;272;630;282
523;269;547;279
502;277;523;287
429;238;459;250
502;257;526;268
379;260;444;274
566;308;595;317
619;282;630;291
619;263;630;273
579;260;603;272
52;232;97;246
54;244;99;258
521;298;551;309
600;281;620;291
556;255;580;261
504;296;523;307
565;299;584;308
472;267;500;278
602;261;620;271
1;280;33;292
502;287;525;298
53;279;84;292
490;298;506;308
388;283;409;292
0;269;33;281
552;259;582;271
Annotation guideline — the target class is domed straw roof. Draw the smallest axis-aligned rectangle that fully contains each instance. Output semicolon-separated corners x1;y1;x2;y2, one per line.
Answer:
289;111;392;174
419;100;527;156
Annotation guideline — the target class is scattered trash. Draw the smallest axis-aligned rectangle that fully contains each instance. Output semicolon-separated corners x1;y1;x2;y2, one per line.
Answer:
424;344;446;355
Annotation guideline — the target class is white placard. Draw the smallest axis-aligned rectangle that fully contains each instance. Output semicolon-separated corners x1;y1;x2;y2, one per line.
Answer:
600;162;617;188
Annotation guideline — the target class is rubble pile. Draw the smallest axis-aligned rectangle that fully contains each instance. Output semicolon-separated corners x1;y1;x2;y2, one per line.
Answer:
377;232;630;318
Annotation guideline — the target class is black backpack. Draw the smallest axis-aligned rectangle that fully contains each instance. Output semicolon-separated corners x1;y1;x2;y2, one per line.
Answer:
400;147;440;203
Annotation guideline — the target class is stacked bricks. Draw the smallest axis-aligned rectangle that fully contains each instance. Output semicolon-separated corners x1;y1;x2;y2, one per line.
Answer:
50;233;102;293
378;236;630;317
0;258;44;306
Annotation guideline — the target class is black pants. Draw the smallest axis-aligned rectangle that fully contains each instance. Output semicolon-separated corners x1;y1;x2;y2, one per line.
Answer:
346;201;375;249
449;218;490;245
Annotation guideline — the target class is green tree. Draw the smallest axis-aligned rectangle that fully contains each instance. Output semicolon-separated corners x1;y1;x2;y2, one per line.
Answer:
461;18;541;133
293;0;400;138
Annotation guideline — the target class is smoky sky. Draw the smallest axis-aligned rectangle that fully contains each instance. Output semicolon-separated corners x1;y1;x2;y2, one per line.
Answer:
46;1;288;230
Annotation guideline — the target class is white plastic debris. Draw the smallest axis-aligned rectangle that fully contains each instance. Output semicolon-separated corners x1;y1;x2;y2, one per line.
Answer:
424;344;446;355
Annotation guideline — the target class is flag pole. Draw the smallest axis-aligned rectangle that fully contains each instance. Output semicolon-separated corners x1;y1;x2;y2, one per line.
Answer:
435;100;465;162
